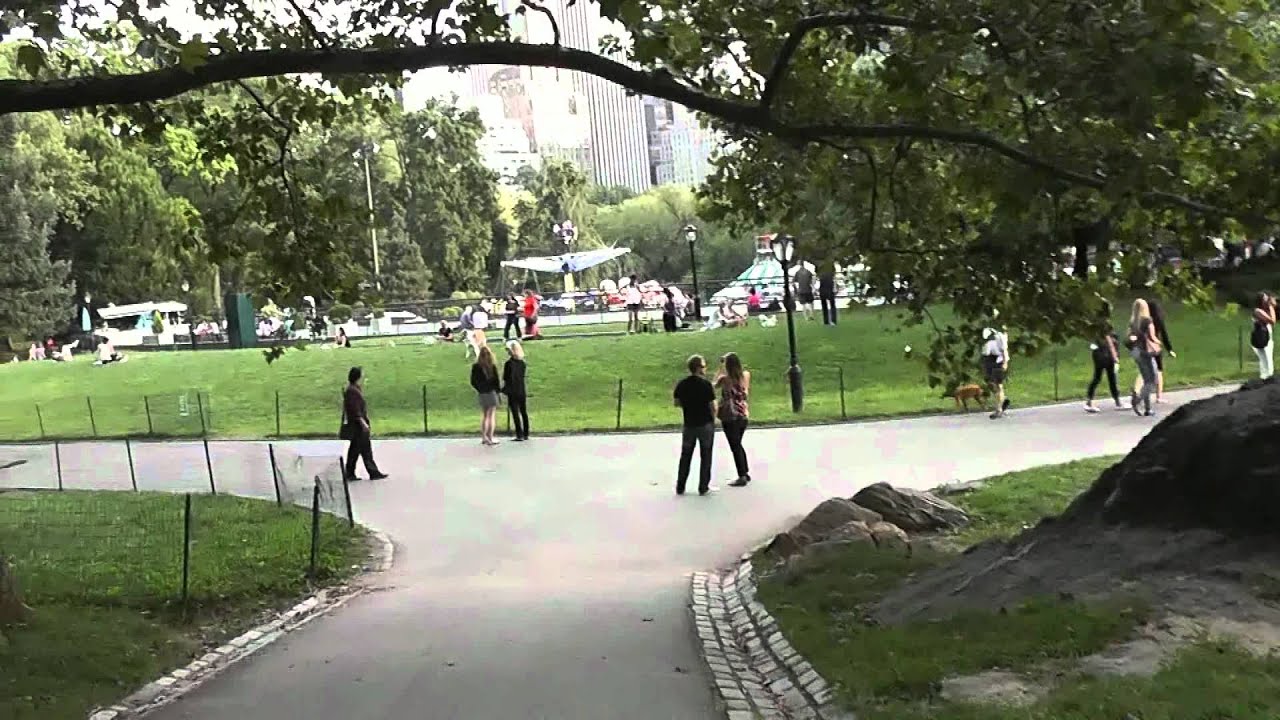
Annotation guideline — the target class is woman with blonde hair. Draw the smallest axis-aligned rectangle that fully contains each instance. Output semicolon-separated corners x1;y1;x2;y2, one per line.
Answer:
502;339;530;440
470;344;502;445
1126;299;1161;417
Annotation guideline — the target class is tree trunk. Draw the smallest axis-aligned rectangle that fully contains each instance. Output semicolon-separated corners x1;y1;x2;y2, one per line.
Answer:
0;554;31;630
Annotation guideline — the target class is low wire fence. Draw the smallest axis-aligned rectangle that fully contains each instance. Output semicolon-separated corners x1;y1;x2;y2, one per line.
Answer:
0;440;358;611
0;320;1257;442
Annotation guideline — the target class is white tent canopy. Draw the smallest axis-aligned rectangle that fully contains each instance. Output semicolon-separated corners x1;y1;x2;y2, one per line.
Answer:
500;247;630;274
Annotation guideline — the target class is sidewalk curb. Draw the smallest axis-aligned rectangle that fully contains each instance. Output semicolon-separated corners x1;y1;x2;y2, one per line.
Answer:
86;529;396;720
690;539;854;720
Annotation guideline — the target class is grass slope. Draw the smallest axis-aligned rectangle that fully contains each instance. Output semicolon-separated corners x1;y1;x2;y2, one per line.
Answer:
0;490;365;720
0;304;1252;440
757;457;1280;719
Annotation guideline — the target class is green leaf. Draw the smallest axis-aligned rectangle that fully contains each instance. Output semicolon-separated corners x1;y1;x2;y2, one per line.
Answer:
178;39;211;70
15;45;45;78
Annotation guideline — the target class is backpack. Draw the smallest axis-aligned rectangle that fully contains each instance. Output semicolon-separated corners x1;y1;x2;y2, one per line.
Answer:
1252;321;1271;350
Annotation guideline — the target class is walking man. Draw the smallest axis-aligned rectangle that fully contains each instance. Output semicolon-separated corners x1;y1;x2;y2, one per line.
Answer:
818;265;838;326
793;262;815;321
673;354;717;496
342;366;389;482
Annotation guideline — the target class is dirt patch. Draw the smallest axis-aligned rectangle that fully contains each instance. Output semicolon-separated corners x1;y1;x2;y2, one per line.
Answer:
940;669;1048;707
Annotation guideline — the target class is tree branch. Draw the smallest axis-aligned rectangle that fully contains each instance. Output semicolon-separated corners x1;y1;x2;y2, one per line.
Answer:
760;12;932;110
0;40;1261;222
521;1;560;46
284;0;329;48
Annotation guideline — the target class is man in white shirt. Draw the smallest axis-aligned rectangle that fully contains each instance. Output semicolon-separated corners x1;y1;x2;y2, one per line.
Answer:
624;276;643;334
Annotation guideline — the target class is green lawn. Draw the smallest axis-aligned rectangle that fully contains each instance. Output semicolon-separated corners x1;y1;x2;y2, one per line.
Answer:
0;490;366;720
0;303;1253;440
757;457;1280;719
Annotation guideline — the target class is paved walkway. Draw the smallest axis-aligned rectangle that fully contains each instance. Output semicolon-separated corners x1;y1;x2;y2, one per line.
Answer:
0;386;1229;719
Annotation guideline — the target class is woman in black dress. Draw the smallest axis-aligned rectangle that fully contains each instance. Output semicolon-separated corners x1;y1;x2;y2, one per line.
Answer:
503;340;530;440
471;345;502;445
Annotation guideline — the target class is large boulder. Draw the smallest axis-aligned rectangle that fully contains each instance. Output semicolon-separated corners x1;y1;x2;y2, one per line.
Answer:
1062;379;1280;533
852;483;970;532
790;498;884;543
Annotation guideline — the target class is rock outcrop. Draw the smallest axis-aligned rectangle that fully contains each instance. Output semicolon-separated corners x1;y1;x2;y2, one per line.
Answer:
852;483;970;532
1062;379;1280;533
789;498;883;543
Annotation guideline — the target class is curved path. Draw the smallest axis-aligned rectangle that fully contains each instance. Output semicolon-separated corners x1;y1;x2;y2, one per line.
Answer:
1;386;1228;719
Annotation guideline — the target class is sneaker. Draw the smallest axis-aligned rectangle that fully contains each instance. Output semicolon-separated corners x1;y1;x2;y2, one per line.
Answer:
988;411;1004;420
729;477;751;487
1144;410;1157;417
1084;404;1100;414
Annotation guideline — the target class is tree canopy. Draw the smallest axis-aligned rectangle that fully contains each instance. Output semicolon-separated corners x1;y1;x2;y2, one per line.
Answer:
3;0;1278;378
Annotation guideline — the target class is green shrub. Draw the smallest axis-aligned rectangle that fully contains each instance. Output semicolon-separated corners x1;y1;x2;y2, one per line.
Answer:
327;303;353;324
151;311;164;335
442;306;462;319
449;290;481;300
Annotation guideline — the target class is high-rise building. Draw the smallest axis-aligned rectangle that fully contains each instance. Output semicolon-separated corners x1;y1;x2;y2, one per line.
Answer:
644;97;718;186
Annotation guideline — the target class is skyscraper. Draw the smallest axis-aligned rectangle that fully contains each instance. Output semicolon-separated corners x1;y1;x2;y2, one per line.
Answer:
644;97;718;186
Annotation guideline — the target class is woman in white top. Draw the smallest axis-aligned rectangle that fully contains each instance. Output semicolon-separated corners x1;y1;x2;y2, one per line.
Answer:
624;276;643;334
1251;292;1276;379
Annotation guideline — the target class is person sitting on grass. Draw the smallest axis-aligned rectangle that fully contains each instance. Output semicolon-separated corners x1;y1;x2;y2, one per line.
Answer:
95;337;126;365
334;327;351;348
27;342;43;361
437;323;456;343
52;339;79;362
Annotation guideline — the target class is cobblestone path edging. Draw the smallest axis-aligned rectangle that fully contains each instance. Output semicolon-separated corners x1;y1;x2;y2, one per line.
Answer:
87;529;395;720
690;546;855;720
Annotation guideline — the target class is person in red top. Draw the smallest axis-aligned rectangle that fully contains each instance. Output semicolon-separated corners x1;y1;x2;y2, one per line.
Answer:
746;286;762;315
522;290;540;339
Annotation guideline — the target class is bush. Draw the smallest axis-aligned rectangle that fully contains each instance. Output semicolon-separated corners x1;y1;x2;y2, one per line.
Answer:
442;306;462;319
151;311;164;335
449;290;481;300
327;303;353;324
371;306;386;319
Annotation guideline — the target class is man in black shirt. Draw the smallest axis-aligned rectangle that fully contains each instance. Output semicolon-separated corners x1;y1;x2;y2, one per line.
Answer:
673;354;717;496
818;266;838;325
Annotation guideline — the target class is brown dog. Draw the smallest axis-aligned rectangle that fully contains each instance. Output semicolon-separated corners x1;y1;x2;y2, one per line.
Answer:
952;383;987;412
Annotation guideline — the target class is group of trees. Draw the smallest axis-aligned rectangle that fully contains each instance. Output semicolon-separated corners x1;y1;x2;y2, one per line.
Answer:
0;40;757;344
4;0;1278;380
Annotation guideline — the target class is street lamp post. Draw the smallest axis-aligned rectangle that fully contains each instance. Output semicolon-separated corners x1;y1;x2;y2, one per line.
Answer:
684;224;702;318
770;234;804;413
552;221;577;292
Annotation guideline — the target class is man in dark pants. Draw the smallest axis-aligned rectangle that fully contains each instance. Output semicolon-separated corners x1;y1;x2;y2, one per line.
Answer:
818;266;837;325
673;354;717;496
343;366;389;482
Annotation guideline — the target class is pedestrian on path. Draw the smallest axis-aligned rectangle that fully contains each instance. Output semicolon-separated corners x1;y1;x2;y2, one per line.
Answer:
625;276;643;334
1126;299;1161;417
341;366;389;482
793;263;815;321
503;293;522;341
522;290;541;340
503;340;530;441
981;326;1011;419
714;352;752;487
1251;292;1276;379
1146;299;1176;403
1084;305;1123;413
471;345;502;446
459;305;479;360
819;265;838;325
673;354;716;496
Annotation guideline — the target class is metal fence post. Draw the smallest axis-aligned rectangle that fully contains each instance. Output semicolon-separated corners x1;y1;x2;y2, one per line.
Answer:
182;493;192;605
839;363;849;420
35;404;45;439
196;392;208;436
143;396;154;435
1053;351;1060;401
422;386;429;434
126;437;138;491
203;438;216;495
86;396;97;437
341;467;355;528
268;443;282;506
54;440;63;491
615;378;624;431
275;390;282;437
309;479;322;580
